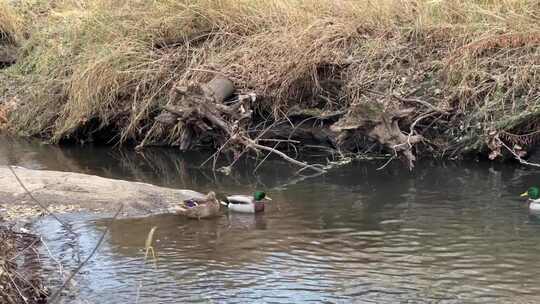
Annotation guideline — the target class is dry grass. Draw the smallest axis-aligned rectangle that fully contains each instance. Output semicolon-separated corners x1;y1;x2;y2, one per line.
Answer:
0;2;20;45
1;0;539;151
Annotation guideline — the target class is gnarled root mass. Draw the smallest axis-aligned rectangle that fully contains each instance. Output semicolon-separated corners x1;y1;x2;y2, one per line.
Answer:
138;76;328;172
137;75;429;170
331;102;423;169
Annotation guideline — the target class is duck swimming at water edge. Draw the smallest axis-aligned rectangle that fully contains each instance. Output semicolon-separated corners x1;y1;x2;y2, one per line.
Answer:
174;191;221;219
221;191;272;213
521;187;540;212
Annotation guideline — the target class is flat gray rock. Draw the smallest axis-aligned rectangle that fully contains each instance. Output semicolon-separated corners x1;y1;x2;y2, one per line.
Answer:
0;166;205;220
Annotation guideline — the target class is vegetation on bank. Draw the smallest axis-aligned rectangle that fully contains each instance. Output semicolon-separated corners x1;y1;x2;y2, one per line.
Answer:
0;2;19;44
0;1;20;68
0;0;539;166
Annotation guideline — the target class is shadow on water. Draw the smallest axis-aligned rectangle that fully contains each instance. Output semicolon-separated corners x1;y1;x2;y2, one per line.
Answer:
3;135;540;303
0;135;304;192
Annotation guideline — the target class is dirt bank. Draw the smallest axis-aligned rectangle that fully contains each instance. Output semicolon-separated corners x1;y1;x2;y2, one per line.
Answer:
0;166;204;221
1;1;539;170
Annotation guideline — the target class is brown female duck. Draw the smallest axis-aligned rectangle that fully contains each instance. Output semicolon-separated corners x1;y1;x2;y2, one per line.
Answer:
174;191;221;220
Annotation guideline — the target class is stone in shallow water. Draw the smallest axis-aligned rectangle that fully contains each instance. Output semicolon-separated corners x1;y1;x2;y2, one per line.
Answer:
0;166;204;220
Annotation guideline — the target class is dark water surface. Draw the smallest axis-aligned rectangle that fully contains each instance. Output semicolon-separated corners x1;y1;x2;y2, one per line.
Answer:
2;136;540;303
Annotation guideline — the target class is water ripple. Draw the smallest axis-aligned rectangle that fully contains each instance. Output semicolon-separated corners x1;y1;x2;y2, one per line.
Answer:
32;169;540;304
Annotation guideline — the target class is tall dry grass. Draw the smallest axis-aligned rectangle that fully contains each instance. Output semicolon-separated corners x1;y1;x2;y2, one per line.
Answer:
0;2;20;45
2;0;540;147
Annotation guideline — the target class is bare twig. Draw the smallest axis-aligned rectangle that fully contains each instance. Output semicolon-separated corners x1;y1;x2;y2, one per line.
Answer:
2;265;28;304
9;237;40;262
136;226;159;304
249;141;326;173
498;137;540;168
49;205;124;304
135;123;159;150
392;93;446;113
253;142;280;173
198;136;234;170
257;138;301;144
399;111;435;149
409;112;436;136
222;120;286;171
41;237;66;279
8;166;77;236
189;68;228;77
144;226;158;262
376;154;397;170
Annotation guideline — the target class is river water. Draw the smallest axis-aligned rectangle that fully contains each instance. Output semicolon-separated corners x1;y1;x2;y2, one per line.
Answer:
2;136;540;303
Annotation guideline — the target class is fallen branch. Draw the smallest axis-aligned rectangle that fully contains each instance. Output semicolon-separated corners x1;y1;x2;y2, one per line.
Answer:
158;76;327;174
376;154;397;170
253;142;280;173
217;120;287;173
497;137;540;168
249;141;326;173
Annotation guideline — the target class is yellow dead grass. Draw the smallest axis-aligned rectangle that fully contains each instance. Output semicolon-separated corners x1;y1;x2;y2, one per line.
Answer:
2;0;539;146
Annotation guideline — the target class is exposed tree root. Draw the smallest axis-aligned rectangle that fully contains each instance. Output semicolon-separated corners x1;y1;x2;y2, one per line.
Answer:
331;101;423;169
136;76;327;173
495;135;540;168
135;76;439;172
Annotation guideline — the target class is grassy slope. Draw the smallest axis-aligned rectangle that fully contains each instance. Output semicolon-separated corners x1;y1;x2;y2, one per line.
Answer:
1;0;539;154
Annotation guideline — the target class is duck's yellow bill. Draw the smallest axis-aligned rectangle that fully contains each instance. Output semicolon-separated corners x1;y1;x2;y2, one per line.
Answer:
520;191;529;197
265;196;273;201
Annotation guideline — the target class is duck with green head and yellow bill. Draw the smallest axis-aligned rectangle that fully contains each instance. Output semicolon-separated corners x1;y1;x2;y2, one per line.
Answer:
221;191;272;213
521;187;540;212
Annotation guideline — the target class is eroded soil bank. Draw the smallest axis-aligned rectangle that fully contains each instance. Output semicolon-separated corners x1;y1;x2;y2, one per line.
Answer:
1;1;539;171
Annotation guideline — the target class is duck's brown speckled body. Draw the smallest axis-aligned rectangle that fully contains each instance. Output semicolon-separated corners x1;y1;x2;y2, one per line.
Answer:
174;191;221;219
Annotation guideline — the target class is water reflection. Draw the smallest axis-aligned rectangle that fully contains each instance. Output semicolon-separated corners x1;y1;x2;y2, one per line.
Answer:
0;135;300;193
3;136;540;303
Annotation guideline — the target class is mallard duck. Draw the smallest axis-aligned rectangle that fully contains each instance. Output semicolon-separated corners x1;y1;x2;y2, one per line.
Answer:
521;187;540;212
174;191;221;219
221;191;272;213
